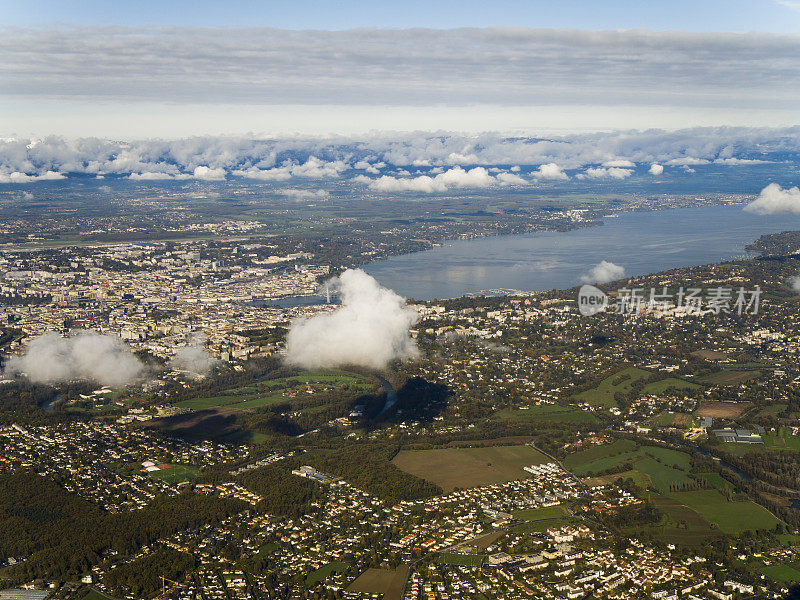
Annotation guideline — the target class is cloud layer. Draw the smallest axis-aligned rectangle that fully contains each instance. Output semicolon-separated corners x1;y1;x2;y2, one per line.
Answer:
4;331;144;386
284;269;419;370
0;128;797;184
1;27;798;112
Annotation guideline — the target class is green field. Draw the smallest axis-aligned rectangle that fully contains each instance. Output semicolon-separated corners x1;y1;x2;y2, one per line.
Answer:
764;427;800;451
437;553;485;566
564;441;693;492
701;370;761;385
777;534;800;546
627;493;719;546
147;464;200;485
696;472;732;491
760;563;800;584
719;442;772;456
669;489;782;534
494;404;598;424
574;367;651;408
513;517;581;534
306;562;349;585
563;439;638;468
176;393;285;411
510;505;572;533
255;543;279;557
176;369;377;412
642;378;701;395
584;469;654;490
648;411;694;428
511;504;569;521
392;444;549;492
758;404;788;417
347;566;409;600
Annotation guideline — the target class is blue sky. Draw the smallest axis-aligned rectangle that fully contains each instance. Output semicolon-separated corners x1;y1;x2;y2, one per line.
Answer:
3;0;800;32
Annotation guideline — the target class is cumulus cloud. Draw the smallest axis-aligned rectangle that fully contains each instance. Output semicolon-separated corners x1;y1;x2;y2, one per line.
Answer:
284;269;419;370
666;157;710;166
358;166;525;193
602;159;636;168
788;274;800;293
0;129;797;183
192;165;226;181
129;171;187;181
648;163;664;175
0;170;65;184
496;172;527;185
532;163;568;180
714;157;771;165
4;331;143;386
578;166;632;180
580;261;626;284
233;157;347;181
279;188;330;201
354;160;385;174
170;333;218;376
744;183;800;215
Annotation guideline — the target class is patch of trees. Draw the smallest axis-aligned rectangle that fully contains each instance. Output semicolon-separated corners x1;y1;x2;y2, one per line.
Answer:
303;442;442;504
103;547;195;597
386;377;450;423
239;463;323;517
598;498;661;528
0;471;245;581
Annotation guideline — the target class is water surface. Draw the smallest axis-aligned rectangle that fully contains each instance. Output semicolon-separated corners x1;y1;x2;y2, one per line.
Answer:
364;205;800;300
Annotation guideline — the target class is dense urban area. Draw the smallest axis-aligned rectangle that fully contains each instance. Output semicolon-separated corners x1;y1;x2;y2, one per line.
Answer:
2;183;800;600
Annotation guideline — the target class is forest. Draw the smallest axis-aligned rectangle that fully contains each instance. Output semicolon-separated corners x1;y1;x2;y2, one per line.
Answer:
0;471;245;581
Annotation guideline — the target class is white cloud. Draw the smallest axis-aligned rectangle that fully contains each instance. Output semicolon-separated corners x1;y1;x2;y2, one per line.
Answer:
289;156;348;178
496;172;527;185
129;171;186;180
2;27;799;122
359;166;524;193
532;163;568;180
578;166;632;180
285;269;419;370
170;333;218;376
233;167;291;181
788;274;800;293
233;156;347;181
602;159;636;168
580;260;625;284
192;165;226;181
744;183;800;215
279;188;330;201
713;157;771;165
354;160;384;174
0;129;796;183
4;331;143;386
648;163;664;175
666;157;710;166
0;170;65;183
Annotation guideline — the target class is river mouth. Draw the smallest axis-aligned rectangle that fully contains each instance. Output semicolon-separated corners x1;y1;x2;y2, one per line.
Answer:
363;204;800;300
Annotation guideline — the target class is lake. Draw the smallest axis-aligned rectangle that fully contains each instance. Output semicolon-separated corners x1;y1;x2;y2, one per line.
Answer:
363;204;800;300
